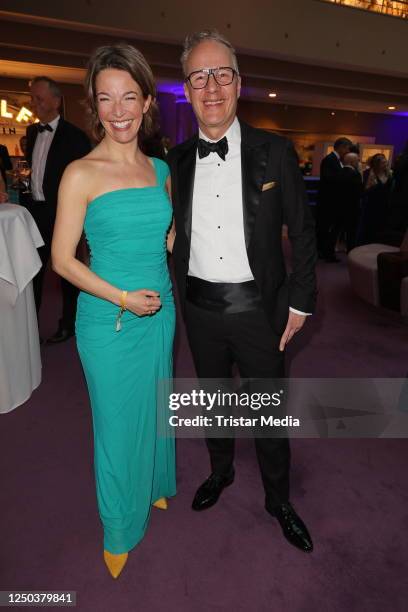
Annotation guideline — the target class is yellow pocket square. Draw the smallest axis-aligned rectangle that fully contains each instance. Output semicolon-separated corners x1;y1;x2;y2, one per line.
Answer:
262;181;277;192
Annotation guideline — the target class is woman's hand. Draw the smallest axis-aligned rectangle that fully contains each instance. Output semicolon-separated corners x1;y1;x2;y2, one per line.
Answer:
126;289;161;316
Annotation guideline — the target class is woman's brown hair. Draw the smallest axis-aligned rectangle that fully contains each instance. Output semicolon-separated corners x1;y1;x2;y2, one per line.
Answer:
84;43;159;144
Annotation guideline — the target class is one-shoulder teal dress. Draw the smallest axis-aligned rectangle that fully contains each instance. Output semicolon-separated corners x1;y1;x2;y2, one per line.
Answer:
76;157;176;554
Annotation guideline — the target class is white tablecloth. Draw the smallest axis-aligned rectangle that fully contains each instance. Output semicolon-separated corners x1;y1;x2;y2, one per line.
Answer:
0;204;44;414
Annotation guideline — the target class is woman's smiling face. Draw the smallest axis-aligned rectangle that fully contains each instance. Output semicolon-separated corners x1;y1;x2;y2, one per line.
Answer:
95;68;151;144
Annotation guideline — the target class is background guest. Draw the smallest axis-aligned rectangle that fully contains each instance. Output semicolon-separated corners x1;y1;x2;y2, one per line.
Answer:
317;137;352;261
0;143;12;188
339;151;363;252
0;172;8;202
26;76;91;343
357;153;392;246
387;142;408;244
19;135;28;158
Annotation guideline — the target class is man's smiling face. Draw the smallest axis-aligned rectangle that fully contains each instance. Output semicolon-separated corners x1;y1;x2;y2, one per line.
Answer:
183;40;241;139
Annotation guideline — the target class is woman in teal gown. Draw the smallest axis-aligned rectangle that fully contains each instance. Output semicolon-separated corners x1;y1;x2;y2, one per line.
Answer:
51;44;176;578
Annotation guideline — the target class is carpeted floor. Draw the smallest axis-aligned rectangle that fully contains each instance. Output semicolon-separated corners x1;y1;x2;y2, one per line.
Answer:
1;255;408;611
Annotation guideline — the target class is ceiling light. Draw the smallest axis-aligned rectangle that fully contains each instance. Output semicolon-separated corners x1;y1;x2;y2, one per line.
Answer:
268;93;277;98
388;106;396;110
331;111;336;116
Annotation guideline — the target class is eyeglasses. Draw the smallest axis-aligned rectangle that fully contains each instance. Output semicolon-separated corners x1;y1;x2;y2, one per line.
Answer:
185;67;238;89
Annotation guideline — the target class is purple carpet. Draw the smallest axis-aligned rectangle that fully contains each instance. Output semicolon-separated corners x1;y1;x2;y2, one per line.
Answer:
1;256;408;611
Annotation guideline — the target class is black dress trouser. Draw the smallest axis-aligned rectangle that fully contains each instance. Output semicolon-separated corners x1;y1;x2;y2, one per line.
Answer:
28;200;78;331
185;300;290;508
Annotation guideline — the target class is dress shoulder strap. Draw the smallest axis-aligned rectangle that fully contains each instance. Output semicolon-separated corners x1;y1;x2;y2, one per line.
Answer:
152;157;170;188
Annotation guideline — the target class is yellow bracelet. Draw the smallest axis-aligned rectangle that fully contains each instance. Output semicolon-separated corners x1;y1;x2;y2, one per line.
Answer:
120;290;128;311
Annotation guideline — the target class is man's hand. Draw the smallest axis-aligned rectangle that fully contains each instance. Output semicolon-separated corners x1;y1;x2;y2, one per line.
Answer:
279;311;307;351
0;192;8;203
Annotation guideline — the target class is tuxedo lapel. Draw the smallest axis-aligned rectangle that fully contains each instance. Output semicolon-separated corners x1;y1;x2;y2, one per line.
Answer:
44;119;64;181
330;151;341;168
43;117;66;196
177;136;198;240
240;121;270;249
26;124;38;167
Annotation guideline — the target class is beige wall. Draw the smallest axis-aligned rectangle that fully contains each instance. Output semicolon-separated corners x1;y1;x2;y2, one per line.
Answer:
1;0;408;76
1;74;405;161
238;99;408;157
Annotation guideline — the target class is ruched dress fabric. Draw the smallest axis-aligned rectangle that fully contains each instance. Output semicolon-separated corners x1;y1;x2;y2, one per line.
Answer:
76;157;176;554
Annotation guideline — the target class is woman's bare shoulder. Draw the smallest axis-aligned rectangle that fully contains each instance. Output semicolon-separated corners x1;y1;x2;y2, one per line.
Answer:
63;156;93;177
60;158;107;207
61;148;116;205
62;154;108;185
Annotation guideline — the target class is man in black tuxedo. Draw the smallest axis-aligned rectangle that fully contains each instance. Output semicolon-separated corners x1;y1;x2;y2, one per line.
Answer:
317;137;352;261
0;143;12;188
26;76;91;342
167;30;317;553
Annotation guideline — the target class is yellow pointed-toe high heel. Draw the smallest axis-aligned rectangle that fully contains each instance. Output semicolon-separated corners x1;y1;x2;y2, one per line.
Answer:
103;549;128;579
152;497;168;510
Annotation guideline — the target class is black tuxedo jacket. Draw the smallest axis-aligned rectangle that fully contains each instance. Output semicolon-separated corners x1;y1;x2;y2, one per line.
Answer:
340;166;363;212
26;118;91;208
167;120;317;334
318;151;344;210
0;144;12;186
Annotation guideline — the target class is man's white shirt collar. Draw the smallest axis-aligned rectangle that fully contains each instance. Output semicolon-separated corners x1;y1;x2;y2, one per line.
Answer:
39;114;60;131
198;116;240;145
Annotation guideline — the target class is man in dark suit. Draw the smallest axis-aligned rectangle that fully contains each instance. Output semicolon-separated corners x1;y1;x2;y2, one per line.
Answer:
167;30;317;553
317;137;352;261
26;76;91;343
0;143;12;187
0;170;8;202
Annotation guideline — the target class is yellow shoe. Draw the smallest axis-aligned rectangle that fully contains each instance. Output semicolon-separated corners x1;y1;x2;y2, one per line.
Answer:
152;497;168;510
103;549;128;579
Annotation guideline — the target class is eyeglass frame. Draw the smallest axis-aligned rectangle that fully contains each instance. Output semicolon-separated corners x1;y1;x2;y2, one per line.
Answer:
184;66;239;89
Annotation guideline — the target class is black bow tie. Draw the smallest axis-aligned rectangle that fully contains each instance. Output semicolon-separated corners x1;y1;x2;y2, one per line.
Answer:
198;136;228;161
38;123;53;133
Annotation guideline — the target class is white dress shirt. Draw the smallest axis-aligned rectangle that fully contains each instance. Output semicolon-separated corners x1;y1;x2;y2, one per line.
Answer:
189;117;253;283
31;114;60;201
189;117;309;316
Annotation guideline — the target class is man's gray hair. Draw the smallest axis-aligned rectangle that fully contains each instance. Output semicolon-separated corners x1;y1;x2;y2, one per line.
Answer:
181;29;239;75
31;76;62;99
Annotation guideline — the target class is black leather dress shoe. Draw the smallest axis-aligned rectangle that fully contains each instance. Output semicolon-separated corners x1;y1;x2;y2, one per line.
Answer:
46;328;74;344
192;471;234;511
267;502;313;553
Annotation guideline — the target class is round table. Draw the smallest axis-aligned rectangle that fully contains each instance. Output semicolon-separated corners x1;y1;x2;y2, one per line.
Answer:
0;203;44;413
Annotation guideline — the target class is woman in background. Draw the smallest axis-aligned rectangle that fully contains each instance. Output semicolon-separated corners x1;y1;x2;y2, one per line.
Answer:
357;153;392;245
388;142;408;242
52;44;176;579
